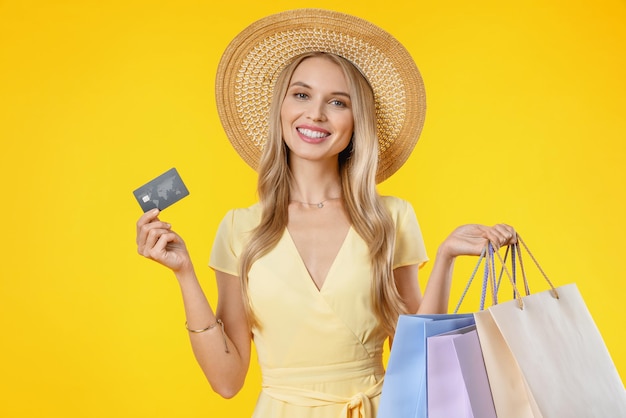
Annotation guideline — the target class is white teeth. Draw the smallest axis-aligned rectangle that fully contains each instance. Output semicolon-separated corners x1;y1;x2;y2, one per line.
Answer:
297;128;329;139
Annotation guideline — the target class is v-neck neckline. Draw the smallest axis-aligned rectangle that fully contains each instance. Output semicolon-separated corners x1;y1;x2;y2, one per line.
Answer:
284;226;353;292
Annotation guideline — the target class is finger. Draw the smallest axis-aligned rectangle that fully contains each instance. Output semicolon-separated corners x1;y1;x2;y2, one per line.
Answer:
136;209;159;244
149;231;180;260
490;224;517;247
495;224;517;244
478;226;505;249
136;215;171;247
154;230;179;251
139;227;172;257
136;208;170;239
137;208;160;229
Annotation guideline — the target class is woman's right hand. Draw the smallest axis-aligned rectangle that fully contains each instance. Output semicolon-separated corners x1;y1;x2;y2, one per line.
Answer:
136;208;192;273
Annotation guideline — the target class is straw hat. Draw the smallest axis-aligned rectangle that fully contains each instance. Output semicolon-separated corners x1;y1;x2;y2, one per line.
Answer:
215;8;426;183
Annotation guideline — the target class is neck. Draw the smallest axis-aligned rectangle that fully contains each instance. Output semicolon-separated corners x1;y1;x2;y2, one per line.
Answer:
289;158;342;204
290;180;342;204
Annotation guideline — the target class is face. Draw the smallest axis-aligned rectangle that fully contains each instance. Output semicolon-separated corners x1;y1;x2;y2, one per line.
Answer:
280;56;354;168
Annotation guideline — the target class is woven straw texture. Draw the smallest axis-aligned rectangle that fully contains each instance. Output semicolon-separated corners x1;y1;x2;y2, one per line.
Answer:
215;9;426;183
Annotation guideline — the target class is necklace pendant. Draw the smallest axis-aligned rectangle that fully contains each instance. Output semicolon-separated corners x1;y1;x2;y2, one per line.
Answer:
317;202;324;208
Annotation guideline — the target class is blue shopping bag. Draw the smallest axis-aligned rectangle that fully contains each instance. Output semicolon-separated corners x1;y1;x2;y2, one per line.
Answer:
378;313;475;418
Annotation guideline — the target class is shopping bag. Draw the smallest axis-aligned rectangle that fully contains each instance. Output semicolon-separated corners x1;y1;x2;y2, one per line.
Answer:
470;242;541;418
426;325;496;418
377;313;475;418
425;247;501;418
475;236;626;417
474;308;541;418
453;328;498;418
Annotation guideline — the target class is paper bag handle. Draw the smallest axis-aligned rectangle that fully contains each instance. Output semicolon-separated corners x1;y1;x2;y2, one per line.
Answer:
487;243;525;309
454;243;524;312
453;234;559;312
515;234;559;299
491;234;560;309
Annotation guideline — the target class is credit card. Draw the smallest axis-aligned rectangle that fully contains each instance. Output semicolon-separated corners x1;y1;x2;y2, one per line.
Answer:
132;167;190;212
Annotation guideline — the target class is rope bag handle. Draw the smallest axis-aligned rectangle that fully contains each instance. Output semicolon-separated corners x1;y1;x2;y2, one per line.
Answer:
453;233;556;312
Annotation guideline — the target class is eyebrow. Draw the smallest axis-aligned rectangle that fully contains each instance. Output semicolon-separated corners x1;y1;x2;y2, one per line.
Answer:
289;81;351;99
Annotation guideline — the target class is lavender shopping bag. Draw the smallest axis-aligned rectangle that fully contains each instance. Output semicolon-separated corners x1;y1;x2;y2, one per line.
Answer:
427;326;496;418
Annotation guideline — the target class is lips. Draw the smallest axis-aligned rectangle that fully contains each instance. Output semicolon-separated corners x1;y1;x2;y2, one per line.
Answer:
296;127;331;143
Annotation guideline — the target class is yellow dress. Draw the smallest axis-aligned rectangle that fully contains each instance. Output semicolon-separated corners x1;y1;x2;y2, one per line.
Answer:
210;196;428;418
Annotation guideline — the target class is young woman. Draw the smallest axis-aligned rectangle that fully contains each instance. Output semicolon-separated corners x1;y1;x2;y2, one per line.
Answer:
136;9;516;418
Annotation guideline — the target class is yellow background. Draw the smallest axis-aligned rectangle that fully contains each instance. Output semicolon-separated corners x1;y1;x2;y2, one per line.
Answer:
1;0;624;416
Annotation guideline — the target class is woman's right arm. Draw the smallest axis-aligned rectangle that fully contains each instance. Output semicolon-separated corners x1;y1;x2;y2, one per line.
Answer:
136;209;251;398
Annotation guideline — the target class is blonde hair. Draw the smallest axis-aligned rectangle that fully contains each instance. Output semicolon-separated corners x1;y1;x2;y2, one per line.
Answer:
238;52;407;337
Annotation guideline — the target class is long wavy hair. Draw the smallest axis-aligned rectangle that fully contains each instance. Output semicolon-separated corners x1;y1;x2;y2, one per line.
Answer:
238;52;407;338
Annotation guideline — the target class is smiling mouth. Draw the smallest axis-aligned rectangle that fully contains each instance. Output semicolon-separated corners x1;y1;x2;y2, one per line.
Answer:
297;127;330;139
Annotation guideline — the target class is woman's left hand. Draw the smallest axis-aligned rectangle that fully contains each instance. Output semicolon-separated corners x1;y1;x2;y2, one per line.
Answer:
439;223;517;259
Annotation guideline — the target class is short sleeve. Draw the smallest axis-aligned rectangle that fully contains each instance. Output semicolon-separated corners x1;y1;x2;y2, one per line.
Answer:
209;204;261;276
209;210;239;275
383;196;429;269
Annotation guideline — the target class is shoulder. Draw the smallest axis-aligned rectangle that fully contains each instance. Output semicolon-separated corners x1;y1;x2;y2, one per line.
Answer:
227;202;262;225
218;202;262;235
380;195;415;220
380;195;428;266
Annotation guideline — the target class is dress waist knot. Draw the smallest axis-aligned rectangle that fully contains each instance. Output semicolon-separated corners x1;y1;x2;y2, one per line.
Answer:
261;357;384;418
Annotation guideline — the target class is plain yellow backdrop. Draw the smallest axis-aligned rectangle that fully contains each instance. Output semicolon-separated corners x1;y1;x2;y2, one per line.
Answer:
1;0;624;416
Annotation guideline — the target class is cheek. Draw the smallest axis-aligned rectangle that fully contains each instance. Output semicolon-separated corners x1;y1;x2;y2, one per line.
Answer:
280;105;296;131
340;113;354;136
280;96;298;119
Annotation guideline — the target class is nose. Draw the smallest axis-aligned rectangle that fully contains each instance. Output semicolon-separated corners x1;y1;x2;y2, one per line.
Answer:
306;100;327;122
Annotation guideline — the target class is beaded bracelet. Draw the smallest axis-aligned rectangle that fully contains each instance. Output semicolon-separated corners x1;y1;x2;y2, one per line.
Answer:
185;318;230;353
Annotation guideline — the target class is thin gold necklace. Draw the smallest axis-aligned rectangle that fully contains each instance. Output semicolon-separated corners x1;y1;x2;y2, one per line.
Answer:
289;196;342;209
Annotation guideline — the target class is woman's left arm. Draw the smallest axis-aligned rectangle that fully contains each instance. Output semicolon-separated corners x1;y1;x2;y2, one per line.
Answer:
396;223;516;314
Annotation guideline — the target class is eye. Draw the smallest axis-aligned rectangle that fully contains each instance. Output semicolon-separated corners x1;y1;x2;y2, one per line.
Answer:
330;99;346;107
294;92;308;100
